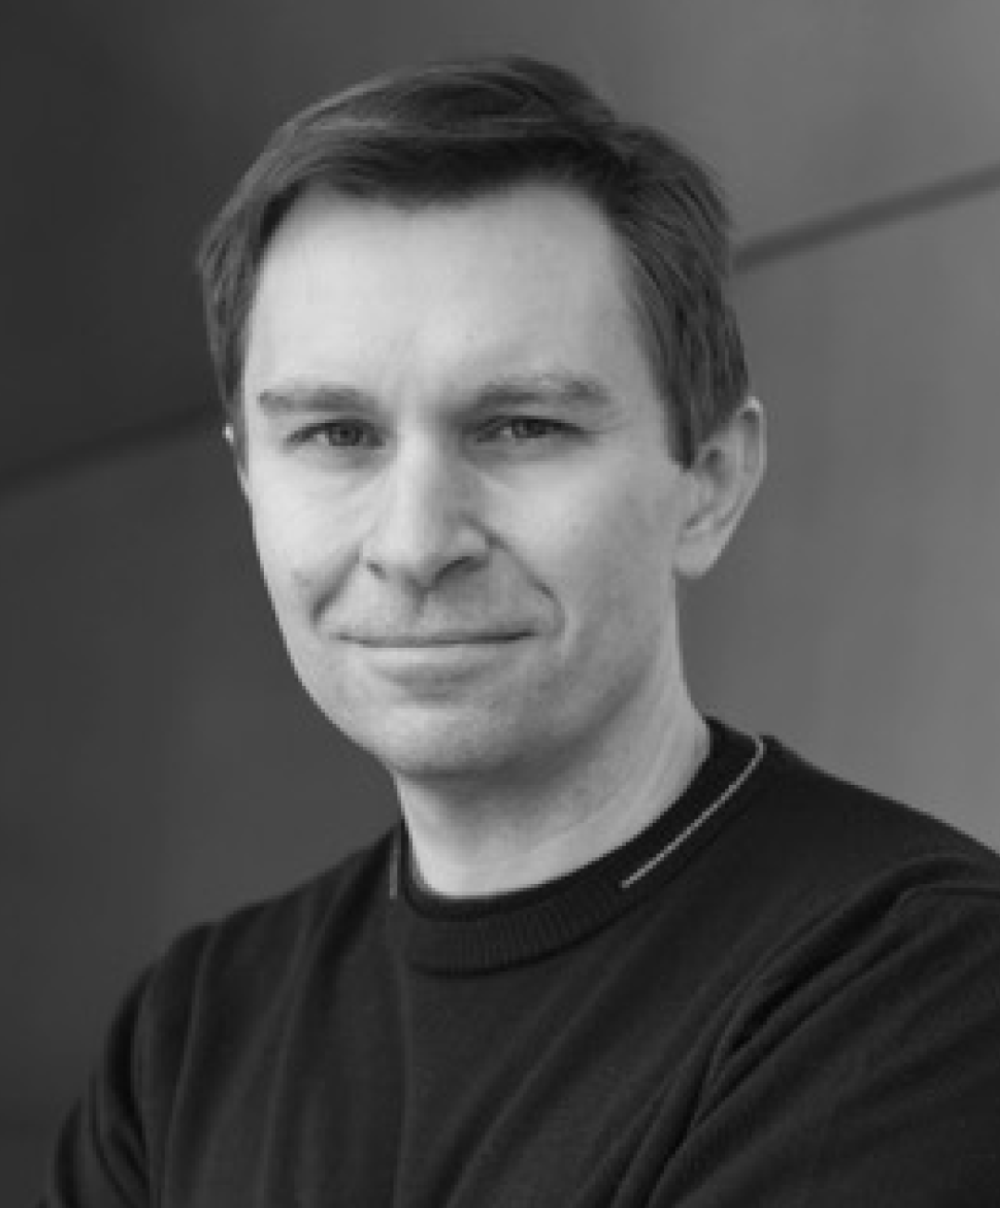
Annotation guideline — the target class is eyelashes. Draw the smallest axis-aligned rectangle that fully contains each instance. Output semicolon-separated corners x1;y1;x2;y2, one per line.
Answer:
474;416;577;443
291;420;382;449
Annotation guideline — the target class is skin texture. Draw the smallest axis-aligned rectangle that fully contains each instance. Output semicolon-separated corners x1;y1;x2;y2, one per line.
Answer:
238;183;763;895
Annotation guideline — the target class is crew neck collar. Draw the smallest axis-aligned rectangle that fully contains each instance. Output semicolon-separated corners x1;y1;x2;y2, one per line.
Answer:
387;719;768;974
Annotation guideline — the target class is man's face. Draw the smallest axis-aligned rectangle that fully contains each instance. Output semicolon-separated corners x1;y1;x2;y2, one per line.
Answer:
240;183;699;786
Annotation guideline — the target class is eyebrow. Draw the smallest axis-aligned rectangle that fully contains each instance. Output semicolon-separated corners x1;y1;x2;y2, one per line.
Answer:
256;384;376;416
255;372;617;417
469;373;616;413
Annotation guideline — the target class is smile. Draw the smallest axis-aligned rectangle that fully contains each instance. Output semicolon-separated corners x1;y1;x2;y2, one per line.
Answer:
346;632;529;688
347;632;529;648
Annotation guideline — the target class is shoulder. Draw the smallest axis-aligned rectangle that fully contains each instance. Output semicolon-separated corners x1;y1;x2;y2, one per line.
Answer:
46;828;400;1200
702;728;1000;1023
716;730;1000;1034
133;826;398;1059
741;733;1000;901
698;738;1000;1144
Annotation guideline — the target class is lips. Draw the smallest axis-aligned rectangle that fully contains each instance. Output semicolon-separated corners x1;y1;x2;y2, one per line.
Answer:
341;628;531;690
347;632;527;647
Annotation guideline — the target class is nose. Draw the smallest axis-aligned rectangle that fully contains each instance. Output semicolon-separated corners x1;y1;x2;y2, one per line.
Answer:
360;441;489;592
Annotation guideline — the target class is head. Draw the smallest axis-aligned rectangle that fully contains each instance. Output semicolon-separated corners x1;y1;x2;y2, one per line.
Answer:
196;56;763;792
198;54;749;468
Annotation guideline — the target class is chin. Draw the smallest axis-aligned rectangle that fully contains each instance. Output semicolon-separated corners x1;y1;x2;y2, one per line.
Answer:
337;707;532;784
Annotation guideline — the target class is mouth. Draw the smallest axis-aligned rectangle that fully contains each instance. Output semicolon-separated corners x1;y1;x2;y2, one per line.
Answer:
342;629;531;689
349;632;528;648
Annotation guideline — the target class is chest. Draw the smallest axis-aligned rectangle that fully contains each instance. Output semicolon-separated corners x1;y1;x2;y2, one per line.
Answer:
163;927;735;1208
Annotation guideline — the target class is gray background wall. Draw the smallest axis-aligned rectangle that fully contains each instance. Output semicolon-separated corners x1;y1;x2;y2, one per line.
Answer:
4;1;1000;1197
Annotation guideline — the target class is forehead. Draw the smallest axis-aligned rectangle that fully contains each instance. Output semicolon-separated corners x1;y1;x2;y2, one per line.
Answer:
244;183;656;401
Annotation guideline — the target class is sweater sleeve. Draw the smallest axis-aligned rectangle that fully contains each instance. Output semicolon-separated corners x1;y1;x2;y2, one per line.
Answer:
40;973;152;1208
650;883;1000;1206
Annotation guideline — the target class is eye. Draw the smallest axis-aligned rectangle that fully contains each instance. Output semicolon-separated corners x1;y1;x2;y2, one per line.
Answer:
480;416;573;443
293;420;382;449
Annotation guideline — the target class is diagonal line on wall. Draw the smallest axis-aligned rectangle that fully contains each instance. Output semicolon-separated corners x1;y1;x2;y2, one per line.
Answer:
735;159;1000;273
0;405;219;503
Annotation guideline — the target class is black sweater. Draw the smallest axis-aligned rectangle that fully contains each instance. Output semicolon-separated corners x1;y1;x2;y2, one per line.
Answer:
45;723;1000;1205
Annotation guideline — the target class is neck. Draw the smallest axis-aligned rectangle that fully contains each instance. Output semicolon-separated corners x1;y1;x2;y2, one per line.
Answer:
393;684;709;899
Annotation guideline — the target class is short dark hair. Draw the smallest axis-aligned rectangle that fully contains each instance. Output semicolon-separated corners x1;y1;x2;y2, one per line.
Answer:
197;55;748;466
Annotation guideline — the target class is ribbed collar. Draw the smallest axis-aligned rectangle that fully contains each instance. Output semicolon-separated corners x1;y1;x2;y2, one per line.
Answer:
388;719;768;975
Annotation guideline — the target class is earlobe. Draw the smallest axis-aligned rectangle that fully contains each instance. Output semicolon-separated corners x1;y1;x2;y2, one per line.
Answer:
223;423;251;501
674;397;766;579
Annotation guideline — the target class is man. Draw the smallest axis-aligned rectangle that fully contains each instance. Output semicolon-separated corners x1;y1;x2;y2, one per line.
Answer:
46;56;1000;1205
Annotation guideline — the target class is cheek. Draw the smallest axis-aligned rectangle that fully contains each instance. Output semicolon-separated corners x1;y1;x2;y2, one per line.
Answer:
248;482;354;618
520;469;678;634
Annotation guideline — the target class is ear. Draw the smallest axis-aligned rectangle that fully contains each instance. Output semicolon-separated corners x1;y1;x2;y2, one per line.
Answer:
223;422;251;501
673;397;766;579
